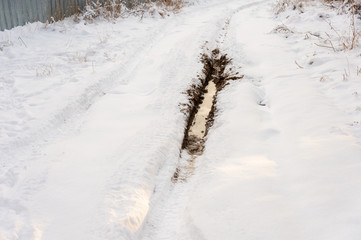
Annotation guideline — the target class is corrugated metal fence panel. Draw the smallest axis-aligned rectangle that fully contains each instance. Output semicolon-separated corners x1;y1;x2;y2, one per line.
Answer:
0;0;10;30
0;0;142;31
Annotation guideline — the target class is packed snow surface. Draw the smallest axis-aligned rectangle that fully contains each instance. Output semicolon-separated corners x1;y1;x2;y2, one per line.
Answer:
1;0;361;239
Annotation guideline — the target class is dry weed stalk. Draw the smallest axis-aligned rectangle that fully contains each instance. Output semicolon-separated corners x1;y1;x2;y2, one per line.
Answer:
295;60;304;68
70;52;88;63
347;6;360;50
357;66;361;75
36;65;54;77
271;24;294;34
273;0;308;14
273;0;292;14
323;0;361;14
80;0;185;23
274;0;361;50
322;11;360;51
157;0;184;11
18;37;28;48
0;41;13;51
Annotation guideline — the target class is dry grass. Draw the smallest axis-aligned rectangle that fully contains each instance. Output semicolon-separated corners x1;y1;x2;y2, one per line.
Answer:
52;0;82;22
273;0;310;14
320;10;360;51
274;0;361;14
273;0;293;14
36;65;54;77
271;24;294;34
80;0;185;23
82;0;123;23
338;15;360;50
323;0;361;14
0;41;13;51
273;0;361;51
69;52;89;63
156;0;185;11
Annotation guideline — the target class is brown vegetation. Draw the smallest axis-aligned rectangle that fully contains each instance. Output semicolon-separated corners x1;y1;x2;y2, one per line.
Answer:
79;0;185;23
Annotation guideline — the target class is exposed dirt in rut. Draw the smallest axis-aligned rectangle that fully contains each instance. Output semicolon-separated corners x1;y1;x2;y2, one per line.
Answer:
173;48;243;182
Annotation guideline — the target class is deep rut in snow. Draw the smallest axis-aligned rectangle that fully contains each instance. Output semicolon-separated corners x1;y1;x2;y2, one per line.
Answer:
172;48;243;182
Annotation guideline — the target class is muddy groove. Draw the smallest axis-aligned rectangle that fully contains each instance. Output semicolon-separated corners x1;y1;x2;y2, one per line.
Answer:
172;48;243;183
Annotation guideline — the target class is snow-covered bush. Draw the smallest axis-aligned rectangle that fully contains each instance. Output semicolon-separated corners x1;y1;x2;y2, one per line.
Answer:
83;0;104;22
82;0;128;22
80;0;185;23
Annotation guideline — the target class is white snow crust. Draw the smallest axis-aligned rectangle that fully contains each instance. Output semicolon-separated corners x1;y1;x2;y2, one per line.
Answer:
1;0;361;239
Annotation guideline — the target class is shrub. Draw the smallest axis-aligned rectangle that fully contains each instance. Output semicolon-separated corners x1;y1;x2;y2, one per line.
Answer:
80;0;185;23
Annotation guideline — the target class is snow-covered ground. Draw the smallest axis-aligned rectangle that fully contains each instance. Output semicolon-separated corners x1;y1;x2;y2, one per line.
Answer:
1;0;361;239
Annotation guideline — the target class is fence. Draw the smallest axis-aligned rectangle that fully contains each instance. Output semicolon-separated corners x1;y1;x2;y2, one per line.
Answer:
0;0;143;31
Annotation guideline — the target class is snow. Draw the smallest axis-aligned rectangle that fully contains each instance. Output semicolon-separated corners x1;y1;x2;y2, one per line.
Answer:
186;2;361;240
1;0;361;239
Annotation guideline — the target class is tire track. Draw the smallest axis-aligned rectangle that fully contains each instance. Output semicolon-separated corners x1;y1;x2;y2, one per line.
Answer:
138;1;267;239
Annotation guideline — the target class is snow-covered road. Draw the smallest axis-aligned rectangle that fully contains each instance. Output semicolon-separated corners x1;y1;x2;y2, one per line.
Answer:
1;0;361;239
